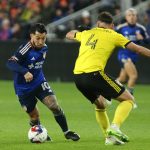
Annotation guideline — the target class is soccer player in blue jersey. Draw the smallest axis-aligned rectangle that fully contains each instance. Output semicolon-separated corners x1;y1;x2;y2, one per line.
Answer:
6;23;80;142
116;8;149;97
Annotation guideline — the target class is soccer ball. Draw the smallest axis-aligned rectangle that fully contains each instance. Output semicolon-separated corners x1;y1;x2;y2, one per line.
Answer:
28;125;48;143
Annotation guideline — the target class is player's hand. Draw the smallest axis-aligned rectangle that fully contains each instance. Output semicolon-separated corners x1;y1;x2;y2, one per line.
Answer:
136;31;144;40
24;72;33;82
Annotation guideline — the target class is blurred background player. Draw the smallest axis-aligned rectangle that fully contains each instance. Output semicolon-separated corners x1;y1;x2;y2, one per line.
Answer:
6;23;80;142
66;11;150;145
116;8;149;98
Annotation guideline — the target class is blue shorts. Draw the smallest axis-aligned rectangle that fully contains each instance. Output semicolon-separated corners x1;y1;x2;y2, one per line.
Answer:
118;51;138;68
18;81;54;113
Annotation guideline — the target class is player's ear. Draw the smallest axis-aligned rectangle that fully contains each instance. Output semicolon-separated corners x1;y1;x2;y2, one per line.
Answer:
96;21;100;27
110;23;114;30
30;33;34;38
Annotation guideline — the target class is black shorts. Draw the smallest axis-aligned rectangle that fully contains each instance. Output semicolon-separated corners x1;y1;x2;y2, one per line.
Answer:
18;81;54;113
74;70;125;103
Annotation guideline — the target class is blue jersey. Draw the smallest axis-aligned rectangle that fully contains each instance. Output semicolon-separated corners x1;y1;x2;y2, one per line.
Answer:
116;23;149;63
12;41;48;96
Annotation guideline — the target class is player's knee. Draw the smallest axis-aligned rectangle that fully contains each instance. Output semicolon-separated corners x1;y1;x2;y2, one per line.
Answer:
95;97;105;109
124;93;135;106
95;103;105;109
130;74;138;81
47;100;60;113
95;96;112;109
43;95;60;112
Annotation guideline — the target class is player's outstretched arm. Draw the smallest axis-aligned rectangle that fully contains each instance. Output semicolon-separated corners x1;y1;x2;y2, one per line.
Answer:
66;30;78;40
6;58;33;82
126;42;150;57
6;56;29;75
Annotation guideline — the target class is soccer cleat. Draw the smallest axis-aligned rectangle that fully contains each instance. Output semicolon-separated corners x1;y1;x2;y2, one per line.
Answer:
65;131;80;141
105;136;125;145
107;128;129;142
133;103;138;109
46;135;52;141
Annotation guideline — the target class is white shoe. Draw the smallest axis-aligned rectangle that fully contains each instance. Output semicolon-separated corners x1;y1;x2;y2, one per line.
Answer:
133;103;138;109
107;127;129;142
105;136;125;145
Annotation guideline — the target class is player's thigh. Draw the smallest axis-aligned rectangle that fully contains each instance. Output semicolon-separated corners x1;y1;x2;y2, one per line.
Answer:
98;70;126;100
74;73;101;103
74;71;125;103
35;81;59;110
18;93;37;113
124;58;138;77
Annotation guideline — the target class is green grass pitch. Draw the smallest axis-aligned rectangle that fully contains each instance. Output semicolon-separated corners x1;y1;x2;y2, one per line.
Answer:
0;80;150;150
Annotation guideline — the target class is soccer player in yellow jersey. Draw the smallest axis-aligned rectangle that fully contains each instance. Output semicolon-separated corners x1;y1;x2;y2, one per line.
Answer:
66;12;150;145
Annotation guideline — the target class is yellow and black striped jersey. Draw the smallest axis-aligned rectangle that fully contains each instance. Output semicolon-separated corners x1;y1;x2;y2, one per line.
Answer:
73;27;130;74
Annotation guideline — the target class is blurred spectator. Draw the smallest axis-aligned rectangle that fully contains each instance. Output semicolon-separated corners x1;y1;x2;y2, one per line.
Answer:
73;0;91;11
144;3;150;36
76;10;92;28
9;7;20;26
114;5;121;16
0;0;101;40
40;0;55;24
52;8;66;22
0;10;7;25
0;18;20;40
0;0;147;41
0;0;9;11
98;0;120;16
55;0;70;15
20;0;41;23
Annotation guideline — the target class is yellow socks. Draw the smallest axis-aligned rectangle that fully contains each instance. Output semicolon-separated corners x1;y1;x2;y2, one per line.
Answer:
112;100;134;127
95;108;110;137
95;100;134;137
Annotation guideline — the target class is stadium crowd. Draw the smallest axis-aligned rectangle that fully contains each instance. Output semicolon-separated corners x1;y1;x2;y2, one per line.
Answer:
0;0;149;40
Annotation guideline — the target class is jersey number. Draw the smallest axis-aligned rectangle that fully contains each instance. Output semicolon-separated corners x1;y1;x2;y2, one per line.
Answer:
41;82;50;91
86;34;98;50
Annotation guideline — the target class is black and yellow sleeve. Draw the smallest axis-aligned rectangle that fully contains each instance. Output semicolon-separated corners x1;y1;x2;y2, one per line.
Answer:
115;33;131;48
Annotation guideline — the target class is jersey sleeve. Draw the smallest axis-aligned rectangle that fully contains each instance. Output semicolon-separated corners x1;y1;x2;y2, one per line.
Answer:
8;45;26;64
12;42;31;63
141;26;149;39
74;32;82;42
7;44;29;75
115;33;131;48
14;47;26;63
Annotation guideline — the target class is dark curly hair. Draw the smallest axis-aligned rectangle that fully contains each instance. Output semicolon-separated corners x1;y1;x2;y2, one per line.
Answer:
29;23;47;34
97;12;113;24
